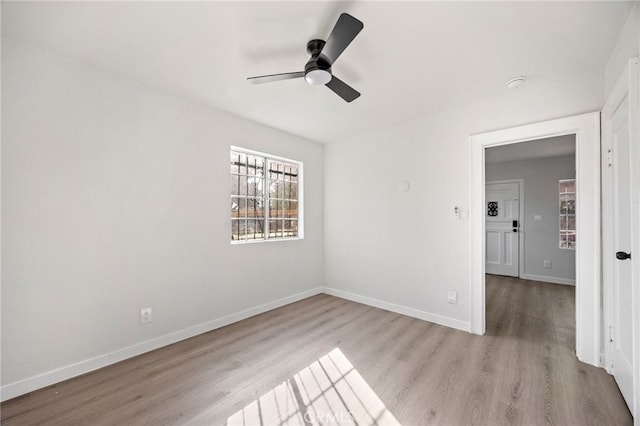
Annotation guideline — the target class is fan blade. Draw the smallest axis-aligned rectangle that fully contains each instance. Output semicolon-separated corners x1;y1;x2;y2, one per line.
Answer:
320;13;363;65
325;75;360;102
247;72;305;84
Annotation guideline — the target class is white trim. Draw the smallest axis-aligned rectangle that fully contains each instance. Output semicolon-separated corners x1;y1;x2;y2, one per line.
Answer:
485;179;525;278
520;274;576;286
322;287;471;332
2;285;473;401
470;112;601;367
601;58;640;419
0;287;323;402
229;145;304;243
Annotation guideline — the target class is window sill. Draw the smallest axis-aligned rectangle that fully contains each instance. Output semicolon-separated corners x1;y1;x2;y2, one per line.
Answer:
230;237;304;245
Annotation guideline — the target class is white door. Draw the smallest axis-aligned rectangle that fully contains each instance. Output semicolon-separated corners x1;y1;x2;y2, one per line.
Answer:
485;182;520;277
602;58;638;415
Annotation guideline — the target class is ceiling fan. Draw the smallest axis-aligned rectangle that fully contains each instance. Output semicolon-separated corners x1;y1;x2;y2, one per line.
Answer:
247;13;364;103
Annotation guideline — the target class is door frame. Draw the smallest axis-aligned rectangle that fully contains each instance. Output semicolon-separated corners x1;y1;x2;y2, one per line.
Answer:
485;179;525;278
470;112;601;367
602;58;639;418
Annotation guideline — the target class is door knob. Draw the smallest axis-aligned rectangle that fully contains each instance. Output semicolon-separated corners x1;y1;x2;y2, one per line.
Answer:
616;251;631;260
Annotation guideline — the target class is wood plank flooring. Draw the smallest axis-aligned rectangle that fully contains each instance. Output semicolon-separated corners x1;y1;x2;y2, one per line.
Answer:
1;276;633;425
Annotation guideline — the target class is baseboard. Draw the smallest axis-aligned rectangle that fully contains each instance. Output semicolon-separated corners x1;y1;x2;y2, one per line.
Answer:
0;287;323;402
521;274;576;286
322;286;470;332
2;285;471;401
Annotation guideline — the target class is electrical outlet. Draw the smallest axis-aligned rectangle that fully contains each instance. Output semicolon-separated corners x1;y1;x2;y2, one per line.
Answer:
543;260;551;269
140;307;152;324
447;291;457;304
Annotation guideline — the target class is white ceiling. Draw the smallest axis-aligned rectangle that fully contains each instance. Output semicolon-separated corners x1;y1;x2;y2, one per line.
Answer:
2;1;633;144
485;134;576;164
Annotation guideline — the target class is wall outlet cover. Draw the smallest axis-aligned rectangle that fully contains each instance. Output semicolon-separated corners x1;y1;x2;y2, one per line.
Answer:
140;307;152;324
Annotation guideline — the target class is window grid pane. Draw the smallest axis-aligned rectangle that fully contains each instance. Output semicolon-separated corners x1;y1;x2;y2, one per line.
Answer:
559;179;576;250
231;149;300;242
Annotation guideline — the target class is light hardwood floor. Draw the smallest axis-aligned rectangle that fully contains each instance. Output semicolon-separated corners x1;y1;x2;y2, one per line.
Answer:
1;276;633;425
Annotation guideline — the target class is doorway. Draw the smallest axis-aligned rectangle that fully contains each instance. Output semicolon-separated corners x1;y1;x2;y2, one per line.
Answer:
470;112;602;367
484;136;577;286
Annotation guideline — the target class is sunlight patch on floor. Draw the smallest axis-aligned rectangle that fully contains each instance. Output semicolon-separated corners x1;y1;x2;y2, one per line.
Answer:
227;348;399;425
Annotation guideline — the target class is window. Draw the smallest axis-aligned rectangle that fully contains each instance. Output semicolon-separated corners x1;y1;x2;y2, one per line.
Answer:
230;147;301;242
559;179;576;249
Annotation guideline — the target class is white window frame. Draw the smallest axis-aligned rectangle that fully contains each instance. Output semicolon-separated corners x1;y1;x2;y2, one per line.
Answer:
230;146;304;244
559;178;576;250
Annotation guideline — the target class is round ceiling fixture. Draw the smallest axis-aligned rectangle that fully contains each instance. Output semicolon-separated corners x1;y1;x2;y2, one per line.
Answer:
506;76;526;89
305;69;332;85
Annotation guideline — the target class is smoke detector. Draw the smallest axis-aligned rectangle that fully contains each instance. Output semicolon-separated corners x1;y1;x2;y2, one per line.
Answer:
505;76;526;89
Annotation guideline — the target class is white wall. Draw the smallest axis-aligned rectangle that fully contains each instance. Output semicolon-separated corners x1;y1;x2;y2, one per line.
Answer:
324;71;604;329
1;39;324;396
486;154;576;285
604;2;639;98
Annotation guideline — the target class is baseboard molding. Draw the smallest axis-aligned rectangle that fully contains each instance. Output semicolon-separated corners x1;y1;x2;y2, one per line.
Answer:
521;274;576;286
2;285;472;401
322;286;470;332
1;287;323;402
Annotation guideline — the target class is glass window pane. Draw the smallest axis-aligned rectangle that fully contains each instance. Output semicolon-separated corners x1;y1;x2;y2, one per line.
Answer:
247;177;263;197
231;197;247;218
269;180;284;199
247;219;264;239
560;234;567;248
231;151;247;175
231;219;246;241
246;198;264;219
560;180;575;193
560;215;567;230
289;165;298;182
269;220;282;238
568;216;576;230
284;219;298;237
285;201;298;218
269;161;283;180
231;175;247;196
269;200;283;218
289;182;298;200
246;155;264;176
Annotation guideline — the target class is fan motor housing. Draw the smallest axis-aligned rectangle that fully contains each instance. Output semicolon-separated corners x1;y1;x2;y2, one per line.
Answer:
306;39;325;55
305;40;331;70
304;39;332;85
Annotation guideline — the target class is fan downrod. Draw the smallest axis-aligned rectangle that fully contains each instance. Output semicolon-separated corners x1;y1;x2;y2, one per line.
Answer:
306;39;326;55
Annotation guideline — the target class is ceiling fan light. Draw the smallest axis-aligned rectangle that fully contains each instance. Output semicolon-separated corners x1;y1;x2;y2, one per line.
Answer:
305;69;332;85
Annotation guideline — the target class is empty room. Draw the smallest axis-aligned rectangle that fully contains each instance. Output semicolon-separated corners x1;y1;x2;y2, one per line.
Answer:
2;1;639;425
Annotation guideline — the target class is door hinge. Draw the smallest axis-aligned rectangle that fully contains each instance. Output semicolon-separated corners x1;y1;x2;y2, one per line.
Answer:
607;149;613;167
609;324;614;343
